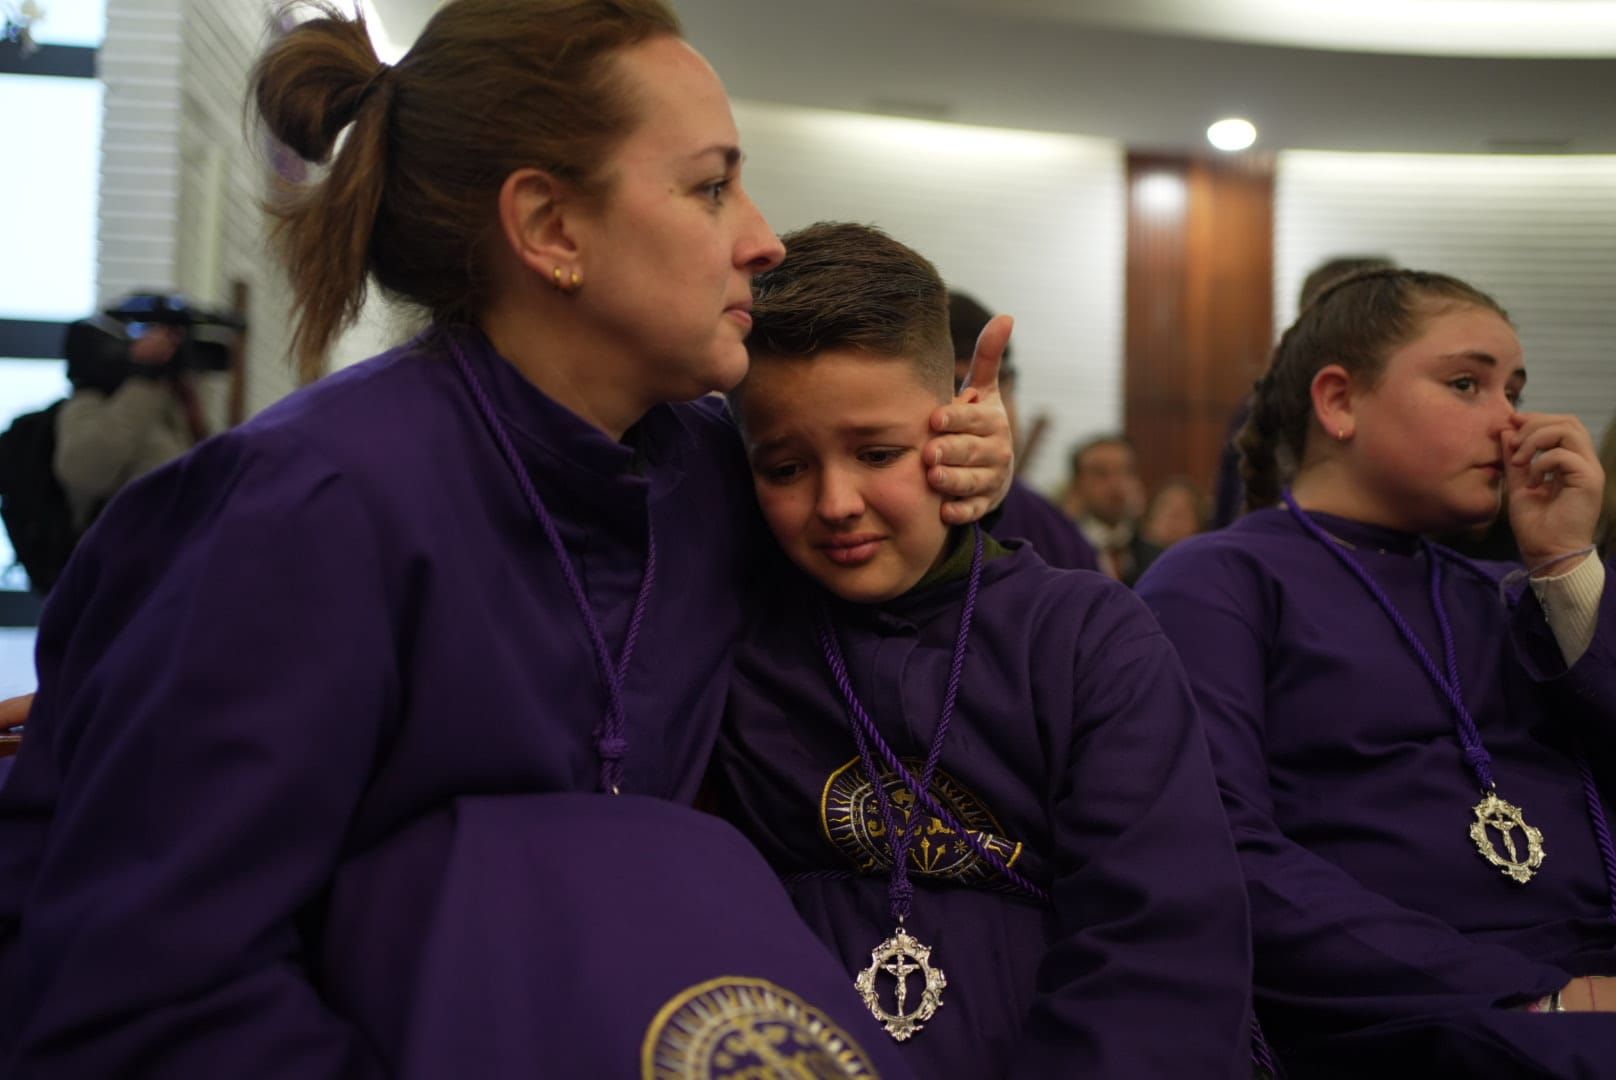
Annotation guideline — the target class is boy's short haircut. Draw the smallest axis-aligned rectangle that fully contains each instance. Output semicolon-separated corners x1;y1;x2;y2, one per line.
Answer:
742;221;955;399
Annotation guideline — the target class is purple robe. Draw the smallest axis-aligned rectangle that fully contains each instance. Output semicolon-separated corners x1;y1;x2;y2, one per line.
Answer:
1138;507;1616;1077
991;479;1098;572
320;793;910;1078
0;329;898;1077
716;543;1253;1078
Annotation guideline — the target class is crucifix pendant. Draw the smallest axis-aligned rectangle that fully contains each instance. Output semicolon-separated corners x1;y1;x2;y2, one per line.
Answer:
854;926;946;1041
1469;790;1546;884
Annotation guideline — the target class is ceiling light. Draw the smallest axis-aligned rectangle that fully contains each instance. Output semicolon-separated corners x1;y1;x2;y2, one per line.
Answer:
1207;117;1257;152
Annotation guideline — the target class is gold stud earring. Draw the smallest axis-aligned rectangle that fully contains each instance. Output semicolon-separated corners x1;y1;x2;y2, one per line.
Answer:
570;270;582;290
553;267;565;289
1336;428;1349;442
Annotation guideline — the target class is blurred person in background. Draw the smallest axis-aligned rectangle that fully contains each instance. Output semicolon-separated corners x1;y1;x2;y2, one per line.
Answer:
1141;476;1205;550
1070;434;1159;585
55;317;209;531
0;295;235;598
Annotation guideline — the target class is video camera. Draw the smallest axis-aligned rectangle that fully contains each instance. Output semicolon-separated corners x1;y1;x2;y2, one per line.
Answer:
64;292;246;394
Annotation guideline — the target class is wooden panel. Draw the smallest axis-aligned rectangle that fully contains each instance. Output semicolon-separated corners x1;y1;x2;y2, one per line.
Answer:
1124;155;1190;492
1125;152;1274;497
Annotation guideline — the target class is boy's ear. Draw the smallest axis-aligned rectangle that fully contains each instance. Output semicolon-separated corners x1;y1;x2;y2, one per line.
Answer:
496;167;581;280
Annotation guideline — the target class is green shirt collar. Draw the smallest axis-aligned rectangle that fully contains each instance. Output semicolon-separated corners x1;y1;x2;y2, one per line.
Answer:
907;526;1009;594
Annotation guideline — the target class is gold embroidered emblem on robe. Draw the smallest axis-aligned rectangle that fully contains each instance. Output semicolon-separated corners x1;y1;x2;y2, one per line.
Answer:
820;756;1022;884
641;976;878;1079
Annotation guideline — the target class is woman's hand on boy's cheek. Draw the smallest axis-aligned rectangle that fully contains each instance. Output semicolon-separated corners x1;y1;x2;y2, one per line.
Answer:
927;314;1015;524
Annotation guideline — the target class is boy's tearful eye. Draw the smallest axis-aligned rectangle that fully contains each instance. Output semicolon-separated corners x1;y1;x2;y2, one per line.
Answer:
859;447;910;469
756;460;805;485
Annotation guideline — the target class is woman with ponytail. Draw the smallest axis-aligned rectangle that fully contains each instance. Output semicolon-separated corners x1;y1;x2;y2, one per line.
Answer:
0;2;1012;1075
1138;269;1616;1075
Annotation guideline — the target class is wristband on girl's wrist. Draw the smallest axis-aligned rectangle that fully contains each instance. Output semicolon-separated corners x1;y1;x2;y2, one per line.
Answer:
1526;545;1597;580
1499;544;1599;599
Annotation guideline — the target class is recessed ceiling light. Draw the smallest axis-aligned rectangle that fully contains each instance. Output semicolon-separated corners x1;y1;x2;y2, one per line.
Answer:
1207;117;1257;152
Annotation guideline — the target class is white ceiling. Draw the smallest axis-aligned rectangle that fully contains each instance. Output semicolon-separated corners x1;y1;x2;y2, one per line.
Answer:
924;0;1616;58
367;0;1616;154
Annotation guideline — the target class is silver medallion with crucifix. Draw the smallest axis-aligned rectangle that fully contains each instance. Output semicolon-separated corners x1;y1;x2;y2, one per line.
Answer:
855;926;946;1040
1469;789;1546;884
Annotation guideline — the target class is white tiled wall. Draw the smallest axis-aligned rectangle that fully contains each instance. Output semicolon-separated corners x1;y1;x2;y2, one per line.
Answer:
101;0;299;425
1276;152;1616;441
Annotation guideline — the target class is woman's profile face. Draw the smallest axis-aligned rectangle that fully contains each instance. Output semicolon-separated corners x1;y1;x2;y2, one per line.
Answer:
569;37;784;401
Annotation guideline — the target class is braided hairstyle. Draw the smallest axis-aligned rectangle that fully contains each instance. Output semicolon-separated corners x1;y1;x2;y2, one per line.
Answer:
1239;269;1510;513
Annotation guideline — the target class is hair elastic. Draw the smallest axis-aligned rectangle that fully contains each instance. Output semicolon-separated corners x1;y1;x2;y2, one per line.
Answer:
354;65;393;111
1497;544;1598;603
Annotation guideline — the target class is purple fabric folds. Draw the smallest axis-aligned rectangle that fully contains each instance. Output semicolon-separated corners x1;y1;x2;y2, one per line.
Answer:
1139;507;1616;1076
991;480;1098;573
321;793;910;1079
0;329;776;1075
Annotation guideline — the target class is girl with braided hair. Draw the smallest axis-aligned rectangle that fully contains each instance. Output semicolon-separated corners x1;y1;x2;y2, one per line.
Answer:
1138;268;1616;1076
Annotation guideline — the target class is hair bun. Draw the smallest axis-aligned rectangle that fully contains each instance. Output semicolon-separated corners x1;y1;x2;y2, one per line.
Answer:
253;5;386;165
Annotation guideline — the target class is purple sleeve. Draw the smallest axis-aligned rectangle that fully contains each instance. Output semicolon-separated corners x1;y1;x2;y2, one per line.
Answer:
0;440;394;1076
990;481;1100;573
1012;588;1251;1077
1139;551;1569;1041
1511;556;1616;758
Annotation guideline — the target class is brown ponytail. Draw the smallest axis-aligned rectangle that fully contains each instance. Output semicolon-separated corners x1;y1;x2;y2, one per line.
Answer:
1239;269;1510;514
250;0;682;382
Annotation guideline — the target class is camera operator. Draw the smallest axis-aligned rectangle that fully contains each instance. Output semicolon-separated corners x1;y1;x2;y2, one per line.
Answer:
54;321;210;530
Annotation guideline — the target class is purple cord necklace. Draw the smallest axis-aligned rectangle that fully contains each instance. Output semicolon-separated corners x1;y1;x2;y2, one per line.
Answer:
452;335;655;797
1284;490;1616;909
815;526;1044;1040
